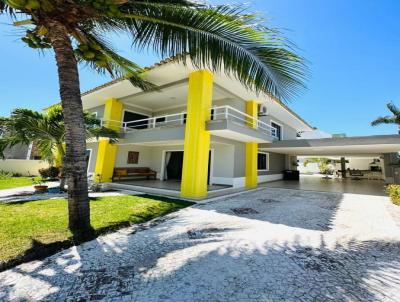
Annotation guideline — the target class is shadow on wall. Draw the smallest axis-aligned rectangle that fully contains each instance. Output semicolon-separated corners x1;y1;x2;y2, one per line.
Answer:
1;208;400;301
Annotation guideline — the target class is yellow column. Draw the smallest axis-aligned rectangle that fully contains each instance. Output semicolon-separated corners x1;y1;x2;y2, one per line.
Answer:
181;70;213;198
245;100;258;188
246;100;258;129
103;98;123;131
94;139;118;182
245;142;258;188
94;98;123;182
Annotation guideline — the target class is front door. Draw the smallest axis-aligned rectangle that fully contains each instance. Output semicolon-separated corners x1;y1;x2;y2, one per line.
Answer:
164;151;211;183
166;151;184;180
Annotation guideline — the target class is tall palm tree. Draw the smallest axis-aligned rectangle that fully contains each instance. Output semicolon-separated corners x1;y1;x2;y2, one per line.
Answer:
371;102;400;134
0;0;306;231
0;105;118;184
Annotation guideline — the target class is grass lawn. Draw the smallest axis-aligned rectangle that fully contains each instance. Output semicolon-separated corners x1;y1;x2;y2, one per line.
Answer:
0;177;37;190
0;195;192;270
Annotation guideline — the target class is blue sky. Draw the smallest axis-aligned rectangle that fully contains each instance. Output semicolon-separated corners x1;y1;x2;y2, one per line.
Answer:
0;0;399;136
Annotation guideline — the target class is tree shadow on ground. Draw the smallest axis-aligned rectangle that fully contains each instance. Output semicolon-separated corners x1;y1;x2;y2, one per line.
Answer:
1;209;400;302
0;195;192;272
204;187;344;231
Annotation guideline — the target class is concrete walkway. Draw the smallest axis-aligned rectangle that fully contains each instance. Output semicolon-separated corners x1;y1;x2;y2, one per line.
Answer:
1;188;400;301
264;174;387;196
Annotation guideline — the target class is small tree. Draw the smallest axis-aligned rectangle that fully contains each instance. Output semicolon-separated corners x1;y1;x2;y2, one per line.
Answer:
0;105;118;187
371;102;400;134
304;157;331;174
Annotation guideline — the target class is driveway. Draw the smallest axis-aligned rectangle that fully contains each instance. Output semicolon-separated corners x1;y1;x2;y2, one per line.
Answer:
1;188;400;301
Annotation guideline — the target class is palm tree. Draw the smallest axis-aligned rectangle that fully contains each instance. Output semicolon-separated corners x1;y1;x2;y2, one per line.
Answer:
0;0;306;231
0;105;118;188
371;102;400;134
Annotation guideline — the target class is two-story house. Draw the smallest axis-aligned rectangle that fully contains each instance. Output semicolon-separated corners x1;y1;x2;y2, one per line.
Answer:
82;58;313;198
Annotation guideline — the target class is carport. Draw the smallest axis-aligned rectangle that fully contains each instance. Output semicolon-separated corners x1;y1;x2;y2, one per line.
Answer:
260;134;400;195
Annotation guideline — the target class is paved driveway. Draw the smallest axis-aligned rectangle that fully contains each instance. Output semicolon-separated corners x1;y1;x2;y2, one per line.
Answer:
1;188;400;301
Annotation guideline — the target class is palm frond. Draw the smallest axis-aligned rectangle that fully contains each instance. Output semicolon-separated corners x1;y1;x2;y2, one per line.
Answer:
108;2;306;101
387;102;400;116
74;30;156;91
371;116;397;126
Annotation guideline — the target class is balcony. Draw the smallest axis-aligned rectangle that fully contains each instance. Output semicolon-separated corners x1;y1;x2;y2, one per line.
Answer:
208;106;278;142
99;105;278;143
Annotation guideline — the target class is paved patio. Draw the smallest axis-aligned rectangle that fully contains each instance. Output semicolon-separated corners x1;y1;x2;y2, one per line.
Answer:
1;188;400;301
264;174;387;196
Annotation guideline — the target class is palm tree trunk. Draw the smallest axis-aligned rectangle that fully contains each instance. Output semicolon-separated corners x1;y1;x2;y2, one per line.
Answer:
47;21;90;232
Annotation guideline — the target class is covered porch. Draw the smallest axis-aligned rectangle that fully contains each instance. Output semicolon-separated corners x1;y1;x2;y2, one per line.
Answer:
112;179;230;192
263;174;387;196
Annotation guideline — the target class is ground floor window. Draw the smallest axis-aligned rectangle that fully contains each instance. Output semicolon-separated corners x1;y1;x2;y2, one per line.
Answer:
258;152;269;171
85;149;92;172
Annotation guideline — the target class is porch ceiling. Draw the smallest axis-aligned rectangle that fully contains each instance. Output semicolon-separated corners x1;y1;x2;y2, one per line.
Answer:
260;134;400;156
119;82;236;112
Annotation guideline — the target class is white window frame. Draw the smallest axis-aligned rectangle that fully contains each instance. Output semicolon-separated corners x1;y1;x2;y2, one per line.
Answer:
270;119;284;140
86;149;92;173
257;151;269;171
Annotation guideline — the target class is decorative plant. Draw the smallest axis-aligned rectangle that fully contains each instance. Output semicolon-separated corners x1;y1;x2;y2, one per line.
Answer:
303;157;331;174
386;184;400;206
0;105;118;189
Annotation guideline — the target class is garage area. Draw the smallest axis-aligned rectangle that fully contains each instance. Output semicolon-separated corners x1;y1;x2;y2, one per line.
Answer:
260;134;400;196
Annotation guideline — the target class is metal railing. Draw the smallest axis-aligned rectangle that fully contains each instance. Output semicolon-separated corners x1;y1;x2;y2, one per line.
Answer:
99;105;278;138
100;112;186;132
211;105;278;138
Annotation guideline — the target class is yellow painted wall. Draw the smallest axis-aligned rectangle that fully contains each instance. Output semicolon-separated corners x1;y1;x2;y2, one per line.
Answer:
246;100;258;129
103;98;123;131
94;139;118;182
181;70;214;198
245;142;258;188
245;100;259;188
94;98;123;182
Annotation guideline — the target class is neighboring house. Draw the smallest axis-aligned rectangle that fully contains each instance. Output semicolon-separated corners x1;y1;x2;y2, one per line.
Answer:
2;143;42;160
81;58;312;198
0;143;47;176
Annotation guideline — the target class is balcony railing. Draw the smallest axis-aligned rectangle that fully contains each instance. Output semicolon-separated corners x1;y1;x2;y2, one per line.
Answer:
211;105;277;138
99;105;278;138
100;112;187;132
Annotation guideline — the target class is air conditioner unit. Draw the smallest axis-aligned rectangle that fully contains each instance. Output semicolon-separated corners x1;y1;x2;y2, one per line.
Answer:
258;104;268;116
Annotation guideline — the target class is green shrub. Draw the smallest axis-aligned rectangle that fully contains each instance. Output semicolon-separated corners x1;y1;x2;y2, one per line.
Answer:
386;184;400;206
0;170;13;179
38;166;60;179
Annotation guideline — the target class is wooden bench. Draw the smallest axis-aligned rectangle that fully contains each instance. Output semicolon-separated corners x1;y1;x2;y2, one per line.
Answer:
113;167;157;181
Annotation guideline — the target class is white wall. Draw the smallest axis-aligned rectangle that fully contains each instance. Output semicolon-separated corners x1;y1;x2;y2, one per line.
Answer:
298;157;383;174
115;145;154;169
0;159;49;176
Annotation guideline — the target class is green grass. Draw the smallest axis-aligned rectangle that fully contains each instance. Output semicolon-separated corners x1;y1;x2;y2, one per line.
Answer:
0;177;37;190
0;195;192;270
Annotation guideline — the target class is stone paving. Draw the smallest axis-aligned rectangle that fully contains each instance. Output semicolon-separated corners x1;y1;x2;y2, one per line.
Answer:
1;188;400;301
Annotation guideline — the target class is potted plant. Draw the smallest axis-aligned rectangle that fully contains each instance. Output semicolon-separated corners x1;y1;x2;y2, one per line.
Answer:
32;178;48;193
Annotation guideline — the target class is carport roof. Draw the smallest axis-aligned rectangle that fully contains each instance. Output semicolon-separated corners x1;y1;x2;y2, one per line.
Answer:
260;134;400;156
